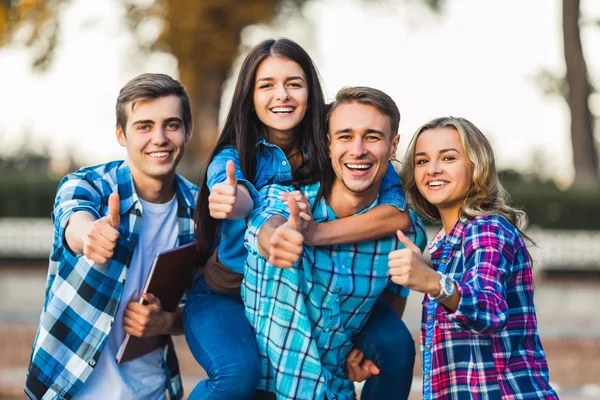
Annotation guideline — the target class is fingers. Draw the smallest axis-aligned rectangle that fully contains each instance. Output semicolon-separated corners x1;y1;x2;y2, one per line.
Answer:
361;358;380;376
396;230;421;253
107;192;120;229
225;160;237;186
142;293;162;310
83;218;119;263
269;225;303;268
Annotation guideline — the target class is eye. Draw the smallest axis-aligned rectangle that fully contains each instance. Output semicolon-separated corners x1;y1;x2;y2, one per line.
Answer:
442;155;456;161
365;135;381;142
166;122;181;130
338;135;352;140
258;83;272;89
137;124;151;131
288;82;303;88
415;158;428;165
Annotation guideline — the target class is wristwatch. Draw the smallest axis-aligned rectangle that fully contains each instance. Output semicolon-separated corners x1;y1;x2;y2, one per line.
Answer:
430;273;455;303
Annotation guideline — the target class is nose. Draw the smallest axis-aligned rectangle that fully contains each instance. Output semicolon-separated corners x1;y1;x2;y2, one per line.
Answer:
350;139;367;157
151;127;169;145
274;84;290;101
427;159;442;175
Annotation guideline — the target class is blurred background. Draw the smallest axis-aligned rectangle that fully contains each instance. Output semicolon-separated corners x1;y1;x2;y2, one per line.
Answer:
0;0;599;399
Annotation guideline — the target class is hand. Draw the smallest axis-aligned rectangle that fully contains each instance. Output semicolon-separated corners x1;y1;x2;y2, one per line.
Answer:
269;197;304;268
123;293;172;337
281;191;316;240
82;192;120;264
209;160;238;219
388;230;440;295
344;348;380;382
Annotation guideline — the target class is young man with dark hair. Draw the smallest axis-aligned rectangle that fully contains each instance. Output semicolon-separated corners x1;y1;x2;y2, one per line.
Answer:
25;73;197;400
244;87;427;399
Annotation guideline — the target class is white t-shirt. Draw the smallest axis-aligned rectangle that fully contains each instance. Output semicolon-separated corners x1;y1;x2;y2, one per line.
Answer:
75;196;179;400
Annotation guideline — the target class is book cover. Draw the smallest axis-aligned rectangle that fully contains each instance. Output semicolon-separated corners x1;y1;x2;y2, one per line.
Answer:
116;240;198;364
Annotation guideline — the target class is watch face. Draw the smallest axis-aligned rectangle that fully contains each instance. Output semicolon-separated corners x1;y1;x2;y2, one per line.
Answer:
443;276;454;295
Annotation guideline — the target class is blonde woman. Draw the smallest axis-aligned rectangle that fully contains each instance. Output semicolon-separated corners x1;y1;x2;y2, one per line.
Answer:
389;117;557;399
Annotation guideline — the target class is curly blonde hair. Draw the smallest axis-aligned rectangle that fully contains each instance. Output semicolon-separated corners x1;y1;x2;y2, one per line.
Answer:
401;116;529;232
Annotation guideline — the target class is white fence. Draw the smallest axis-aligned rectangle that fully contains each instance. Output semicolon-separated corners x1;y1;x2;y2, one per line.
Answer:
0;218;599;271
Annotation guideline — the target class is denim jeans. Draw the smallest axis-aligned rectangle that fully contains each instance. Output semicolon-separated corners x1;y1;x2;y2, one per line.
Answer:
183;276;260;399
354;297;416;400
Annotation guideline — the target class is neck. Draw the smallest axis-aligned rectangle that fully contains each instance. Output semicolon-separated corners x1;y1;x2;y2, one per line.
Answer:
130;171;177;204
439;207;460;235
264;128;298;155
326;179;379;218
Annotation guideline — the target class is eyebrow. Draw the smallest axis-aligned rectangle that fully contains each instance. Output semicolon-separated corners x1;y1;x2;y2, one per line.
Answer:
131;117;183;126
256;76;306;84
333;128;386;136
415;148;459;157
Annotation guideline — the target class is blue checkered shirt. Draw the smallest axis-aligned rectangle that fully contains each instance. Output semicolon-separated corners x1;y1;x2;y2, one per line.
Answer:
243;182;427;399
25;161;197;400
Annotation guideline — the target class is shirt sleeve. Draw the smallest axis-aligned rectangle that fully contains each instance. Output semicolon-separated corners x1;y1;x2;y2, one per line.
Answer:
377;161;406;211
207;147;261;208
244;184;295;255
52;172;105;244
443;220;514;335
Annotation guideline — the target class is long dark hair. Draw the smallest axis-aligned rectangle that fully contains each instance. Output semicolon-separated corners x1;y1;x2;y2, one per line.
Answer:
194;38;330;266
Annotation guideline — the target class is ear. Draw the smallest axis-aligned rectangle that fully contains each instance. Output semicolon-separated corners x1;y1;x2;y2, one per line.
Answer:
389;134;400;160
327;132;332;158
185;121;194;144
116;126;127;147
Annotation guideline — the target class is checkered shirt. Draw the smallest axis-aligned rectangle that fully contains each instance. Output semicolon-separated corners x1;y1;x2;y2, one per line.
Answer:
243;182;427;399
421;215;558;400
25;161;197;400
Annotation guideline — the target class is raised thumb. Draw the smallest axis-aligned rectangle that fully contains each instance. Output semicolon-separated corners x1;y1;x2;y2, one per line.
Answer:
107;192;120;229
225;160;237;186
286;196;300;231
396;229;420;253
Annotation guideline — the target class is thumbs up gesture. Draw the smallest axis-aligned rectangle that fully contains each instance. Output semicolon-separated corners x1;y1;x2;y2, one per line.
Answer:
269;197;304;268
388;230;439;295
82;192;121;264
209;160;239;219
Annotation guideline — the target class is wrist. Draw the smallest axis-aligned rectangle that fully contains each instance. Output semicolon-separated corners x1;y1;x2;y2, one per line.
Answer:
427;271;442;297
304;223;322;246
161;311;174;335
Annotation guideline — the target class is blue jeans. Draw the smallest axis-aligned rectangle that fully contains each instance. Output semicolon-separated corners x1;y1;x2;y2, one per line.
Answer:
183;276;260;399
354;297;415;400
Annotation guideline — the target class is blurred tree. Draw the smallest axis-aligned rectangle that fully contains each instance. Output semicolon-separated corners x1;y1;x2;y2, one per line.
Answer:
537;0;598;188
1;0;444;169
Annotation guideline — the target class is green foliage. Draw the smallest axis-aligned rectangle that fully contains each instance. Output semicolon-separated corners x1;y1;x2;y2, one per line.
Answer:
500;170;600;231
0;176;59;217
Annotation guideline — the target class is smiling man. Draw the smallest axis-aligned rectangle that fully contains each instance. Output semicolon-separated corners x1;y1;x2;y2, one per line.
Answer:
243;87;427;399
25;73;197;400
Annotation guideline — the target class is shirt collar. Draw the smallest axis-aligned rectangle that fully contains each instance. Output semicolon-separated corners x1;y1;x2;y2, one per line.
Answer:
428;216;470;254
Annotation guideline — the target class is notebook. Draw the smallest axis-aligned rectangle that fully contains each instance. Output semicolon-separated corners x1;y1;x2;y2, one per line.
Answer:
116;240;198;364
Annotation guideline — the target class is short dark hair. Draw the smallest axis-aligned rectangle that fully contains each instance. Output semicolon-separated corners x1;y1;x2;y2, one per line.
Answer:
116;73;192;135
326;86;400;137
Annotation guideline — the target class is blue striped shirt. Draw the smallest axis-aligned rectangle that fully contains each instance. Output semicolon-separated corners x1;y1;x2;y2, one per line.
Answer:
25;161;197;400
243;182;427;399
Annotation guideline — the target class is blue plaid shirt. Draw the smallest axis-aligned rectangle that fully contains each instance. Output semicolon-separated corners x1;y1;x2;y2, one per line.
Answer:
243;182;427;399
25;161;198;400
207;138;406;274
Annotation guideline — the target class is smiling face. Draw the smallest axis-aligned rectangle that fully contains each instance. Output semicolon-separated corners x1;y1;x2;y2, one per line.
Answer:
253;56;309;140
329;102;399;200
414;127;473;223
117;95;191;188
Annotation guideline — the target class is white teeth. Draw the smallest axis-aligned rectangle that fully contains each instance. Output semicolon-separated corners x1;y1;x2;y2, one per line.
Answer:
346;164;371;170
149;152;169;158
271;107;294;114
428;181;446;187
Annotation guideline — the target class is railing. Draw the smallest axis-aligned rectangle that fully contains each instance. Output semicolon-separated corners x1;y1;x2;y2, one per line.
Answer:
0;218;599;271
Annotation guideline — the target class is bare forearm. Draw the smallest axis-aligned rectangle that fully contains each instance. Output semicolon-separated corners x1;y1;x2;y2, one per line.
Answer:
257;215;287;259
165;305;184;335
308;206;411;246
64;211;96;254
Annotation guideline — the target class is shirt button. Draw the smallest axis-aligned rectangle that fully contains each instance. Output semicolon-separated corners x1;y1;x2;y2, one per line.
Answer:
128;238;136;246
441;258;447;264
425;374;430;380
427;315;434;321
282;161;287;166
89;359;96;366
425;344;431;350
135;209;142;217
